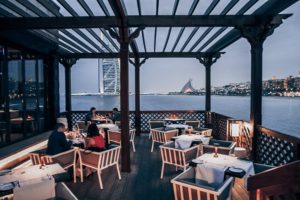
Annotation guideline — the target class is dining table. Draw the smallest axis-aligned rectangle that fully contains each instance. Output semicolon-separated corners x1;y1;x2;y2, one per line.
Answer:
166;123;191;135
172;134;211;149
192;153;255;188
164;118;186;125
0;164;67;200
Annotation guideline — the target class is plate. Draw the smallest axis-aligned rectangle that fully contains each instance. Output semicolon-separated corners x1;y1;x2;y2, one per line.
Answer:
229;167;243;173
0;170;11;176
0;182;16;191
192;159;204;164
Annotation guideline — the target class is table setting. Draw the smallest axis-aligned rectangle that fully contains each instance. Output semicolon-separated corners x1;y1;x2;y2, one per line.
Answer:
191;153;255;188
0;164;66;200
172;134;210;149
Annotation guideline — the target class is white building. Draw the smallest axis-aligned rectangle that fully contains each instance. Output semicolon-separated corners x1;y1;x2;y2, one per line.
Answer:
98;58;120;94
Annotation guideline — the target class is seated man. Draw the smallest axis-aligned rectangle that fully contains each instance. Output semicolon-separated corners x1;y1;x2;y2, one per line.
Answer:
46;123;72;155
111;107;121;123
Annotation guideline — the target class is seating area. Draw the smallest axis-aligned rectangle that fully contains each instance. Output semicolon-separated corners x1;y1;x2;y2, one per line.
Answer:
0;0;299;199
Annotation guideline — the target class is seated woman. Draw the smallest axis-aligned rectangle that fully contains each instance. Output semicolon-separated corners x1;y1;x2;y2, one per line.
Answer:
85;107;97;125
85;123;105;151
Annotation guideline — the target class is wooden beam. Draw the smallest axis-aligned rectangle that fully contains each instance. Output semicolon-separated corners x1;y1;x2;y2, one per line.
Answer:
59;52;224;59
0;15;291;30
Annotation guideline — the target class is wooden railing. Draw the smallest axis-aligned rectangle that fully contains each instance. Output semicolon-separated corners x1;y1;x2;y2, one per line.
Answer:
248;160;300;200
60;110;207;133
255;125;300;166
58;110;300;167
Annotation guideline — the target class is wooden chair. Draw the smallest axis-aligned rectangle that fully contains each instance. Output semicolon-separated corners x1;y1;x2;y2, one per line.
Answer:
202;129;212;137
185;120;200;129
115;121;121;128
203;139;236;155
77;121;88;133
160;142;199;179
43;148;78;183
148;120;165;139
108;129;136;152
171;167;233;200
150;129;178;152
78;145;121;189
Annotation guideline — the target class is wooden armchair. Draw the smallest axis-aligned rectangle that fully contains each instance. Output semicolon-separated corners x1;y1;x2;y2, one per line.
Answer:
203;139;236;155
77;121;89;133
150;129;178;152
185;121;200;129
171;167;233;200
148;120;165;139
160;142;199;179
108;129;136;152
43;148;78;183
78;145;121;189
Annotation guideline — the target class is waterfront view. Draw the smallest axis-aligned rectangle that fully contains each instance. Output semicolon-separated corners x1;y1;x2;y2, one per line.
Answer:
63;95;300;138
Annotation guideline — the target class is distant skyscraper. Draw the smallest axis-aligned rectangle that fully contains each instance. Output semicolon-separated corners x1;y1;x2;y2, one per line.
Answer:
98;58;120;94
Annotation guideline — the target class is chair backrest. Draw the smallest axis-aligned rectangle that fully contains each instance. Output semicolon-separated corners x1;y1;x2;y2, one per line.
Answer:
151;129;178;144
30;153;42;165
108;130;121;144
202;129;212;136
47;148;77;169
149;120;165;129
79;146;121;170
77;121;88;132
129;129;136;142
171;168;234;200
160;142;198;168
185;121;200;129
115;121;121;127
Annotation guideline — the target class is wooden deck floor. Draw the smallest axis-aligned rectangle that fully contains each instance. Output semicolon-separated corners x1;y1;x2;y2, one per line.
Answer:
66;134;249;200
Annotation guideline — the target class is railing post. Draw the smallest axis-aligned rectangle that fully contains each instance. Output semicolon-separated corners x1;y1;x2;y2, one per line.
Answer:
60;58;77;131
197;53;222;112
237;19;282;161
131;57;147;136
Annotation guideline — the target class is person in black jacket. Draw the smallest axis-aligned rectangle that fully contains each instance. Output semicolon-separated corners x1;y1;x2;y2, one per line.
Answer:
85;107;97;125
111;107;121;123
46;123;72;155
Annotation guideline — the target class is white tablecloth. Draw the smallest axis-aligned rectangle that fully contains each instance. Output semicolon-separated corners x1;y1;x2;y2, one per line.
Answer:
14;176;55;200
166;124;191;129
97;124;119;130
175;134;210;149
0;164;65;200
195;163;226;189
0;164;65;184
194;153;254;188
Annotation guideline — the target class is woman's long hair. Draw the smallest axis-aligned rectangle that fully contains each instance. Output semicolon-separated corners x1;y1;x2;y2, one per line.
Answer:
87;123;100;137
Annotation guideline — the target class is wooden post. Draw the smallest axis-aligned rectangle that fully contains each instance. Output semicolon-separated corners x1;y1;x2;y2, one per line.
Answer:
65;64;72;130
134;60;141;136
237;23;278;161
133;57;147;136
119;25;131;172
60;58;77;131
198;54;221;127
45;55;60;129
205;64;211;112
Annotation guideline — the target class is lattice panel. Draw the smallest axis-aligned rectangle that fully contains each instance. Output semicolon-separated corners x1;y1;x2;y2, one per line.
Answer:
256;131;295;166
211;113;230;140
140;111;206;133
240;124;252;158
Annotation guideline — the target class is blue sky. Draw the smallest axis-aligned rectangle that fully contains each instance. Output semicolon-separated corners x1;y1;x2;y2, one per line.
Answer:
59;1;300;94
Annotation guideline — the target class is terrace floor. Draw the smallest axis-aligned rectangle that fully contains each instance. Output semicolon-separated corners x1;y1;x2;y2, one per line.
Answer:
66;134;249;200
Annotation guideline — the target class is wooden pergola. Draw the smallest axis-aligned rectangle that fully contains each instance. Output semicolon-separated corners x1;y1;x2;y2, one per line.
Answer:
0;0;298;172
